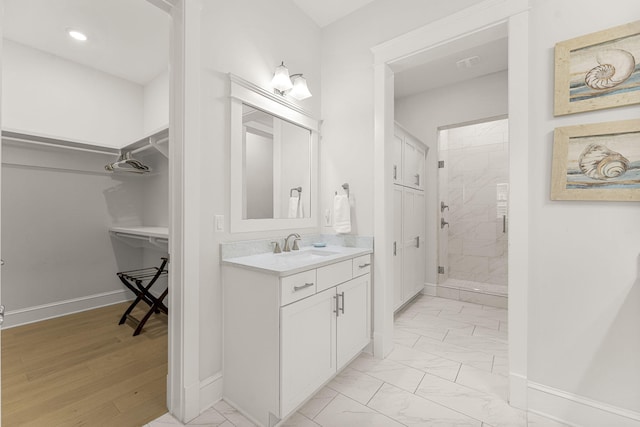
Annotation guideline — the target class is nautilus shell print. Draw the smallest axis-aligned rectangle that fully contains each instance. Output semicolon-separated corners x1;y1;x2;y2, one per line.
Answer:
584;49;636;90
578;143;630;180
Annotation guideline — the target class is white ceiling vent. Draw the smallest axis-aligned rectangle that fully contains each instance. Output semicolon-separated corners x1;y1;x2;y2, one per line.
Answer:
456;55;481;69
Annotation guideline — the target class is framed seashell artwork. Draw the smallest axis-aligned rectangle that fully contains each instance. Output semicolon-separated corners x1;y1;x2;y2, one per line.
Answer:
554;20;640;116
551;119;640;201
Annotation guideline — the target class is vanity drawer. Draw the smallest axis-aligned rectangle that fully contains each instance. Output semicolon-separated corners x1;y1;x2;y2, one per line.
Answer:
281;270;317;306
317;260;352;292
352;254;371;277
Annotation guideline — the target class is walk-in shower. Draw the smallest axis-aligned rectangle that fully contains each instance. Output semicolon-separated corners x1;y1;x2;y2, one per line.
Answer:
437;117;509;307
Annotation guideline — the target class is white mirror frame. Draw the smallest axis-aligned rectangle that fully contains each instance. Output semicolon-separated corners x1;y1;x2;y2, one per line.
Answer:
229;74;320;233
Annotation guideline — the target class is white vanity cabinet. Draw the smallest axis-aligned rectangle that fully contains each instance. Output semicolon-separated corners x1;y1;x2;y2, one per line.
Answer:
222;250;371;427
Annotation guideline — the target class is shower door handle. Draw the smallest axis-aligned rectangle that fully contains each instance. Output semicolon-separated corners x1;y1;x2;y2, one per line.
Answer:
441;218;449;229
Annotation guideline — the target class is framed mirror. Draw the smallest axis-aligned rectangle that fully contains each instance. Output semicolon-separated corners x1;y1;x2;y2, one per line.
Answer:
229;74;319;232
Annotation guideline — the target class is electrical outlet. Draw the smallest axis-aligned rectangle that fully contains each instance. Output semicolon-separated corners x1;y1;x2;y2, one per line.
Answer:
215;215;224;232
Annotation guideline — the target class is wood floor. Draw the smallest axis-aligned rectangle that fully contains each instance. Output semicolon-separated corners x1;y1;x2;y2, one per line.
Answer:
2;302;168;426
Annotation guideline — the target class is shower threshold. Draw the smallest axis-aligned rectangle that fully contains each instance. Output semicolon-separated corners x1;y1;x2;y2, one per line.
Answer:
431;278;507;308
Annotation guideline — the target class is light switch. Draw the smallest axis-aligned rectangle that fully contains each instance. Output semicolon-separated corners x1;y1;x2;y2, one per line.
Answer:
215;215;224;232
324;209;331;226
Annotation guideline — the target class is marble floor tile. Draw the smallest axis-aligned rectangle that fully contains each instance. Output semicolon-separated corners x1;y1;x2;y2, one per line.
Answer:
492;357;509;377
412;312;477;335
438;310;501;330
213;400;256;427
393;328;421;347
455;364;509;400
187;407;232;426
313;393;404;427
413;335;494;371
527;412;572;427
348;353;425;392
462;305;508;322
326;367;384;405
443;333;508;358
280;412;320;427
471;325;508;341
368;383;482;426
394;318;450;341
416;373;527;427
386;344;462;382
298;387;338;419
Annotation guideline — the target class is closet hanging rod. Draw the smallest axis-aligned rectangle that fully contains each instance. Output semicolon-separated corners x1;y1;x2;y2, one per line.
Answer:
2;135;119;156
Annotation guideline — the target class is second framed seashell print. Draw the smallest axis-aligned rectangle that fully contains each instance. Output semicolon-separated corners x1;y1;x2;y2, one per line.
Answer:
551;119;640;201
554;20;640;116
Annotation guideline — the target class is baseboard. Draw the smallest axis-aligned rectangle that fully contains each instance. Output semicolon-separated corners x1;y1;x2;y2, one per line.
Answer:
200;372;223;414
528;381;640;427
2;289;131;328
422;282;437;296
509;372;527;410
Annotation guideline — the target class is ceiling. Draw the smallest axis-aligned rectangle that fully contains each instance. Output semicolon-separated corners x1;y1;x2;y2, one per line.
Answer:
293;0;376;28
393;23;508;98
2;0;507;96
3;0;169;85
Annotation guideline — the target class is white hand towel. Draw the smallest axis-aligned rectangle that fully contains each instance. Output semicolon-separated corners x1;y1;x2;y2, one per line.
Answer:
297;199;305;218
333;194;351;234
288;196;300;219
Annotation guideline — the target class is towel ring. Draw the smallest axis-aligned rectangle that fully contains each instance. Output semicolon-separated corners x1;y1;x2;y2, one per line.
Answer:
290;187;302;197
335;183;350;198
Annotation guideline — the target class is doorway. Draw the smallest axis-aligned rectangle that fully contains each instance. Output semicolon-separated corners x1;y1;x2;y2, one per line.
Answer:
372;0;530;408
1;0;175;423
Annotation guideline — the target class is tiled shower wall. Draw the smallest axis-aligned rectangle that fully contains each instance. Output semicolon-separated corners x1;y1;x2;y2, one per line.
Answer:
440;119;509;286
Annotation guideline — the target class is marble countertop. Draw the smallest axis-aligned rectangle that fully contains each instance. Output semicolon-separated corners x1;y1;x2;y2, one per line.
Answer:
221;245;372;277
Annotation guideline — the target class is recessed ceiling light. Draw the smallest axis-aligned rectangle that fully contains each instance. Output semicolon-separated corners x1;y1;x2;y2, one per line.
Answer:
67;29;88;42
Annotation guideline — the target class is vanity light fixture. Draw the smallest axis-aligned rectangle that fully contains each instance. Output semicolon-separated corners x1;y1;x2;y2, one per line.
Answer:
67;29;88;42
271;61;312;100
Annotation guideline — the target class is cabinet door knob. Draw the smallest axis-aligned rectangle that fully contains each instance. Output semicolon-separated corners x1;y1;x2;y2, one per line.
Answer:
339;292;345;314
393;165;397;180
358;263;370;269
415;236;420;248
415;174;420;186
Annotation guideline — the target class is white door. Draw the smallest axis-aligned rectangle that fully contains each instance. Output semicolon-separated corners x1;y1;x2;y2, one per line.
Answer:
336;275;371;369
280;288;336;416
393;186;403;310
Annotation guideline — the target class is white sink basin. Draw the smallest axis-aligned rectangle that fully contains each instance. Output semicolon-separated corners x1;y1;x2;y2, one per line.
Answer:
278;249;339;258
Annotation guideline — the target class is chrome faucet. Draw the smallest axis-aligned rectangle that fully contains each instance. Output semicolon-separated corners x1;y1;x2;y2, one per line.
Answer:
283;233;301;252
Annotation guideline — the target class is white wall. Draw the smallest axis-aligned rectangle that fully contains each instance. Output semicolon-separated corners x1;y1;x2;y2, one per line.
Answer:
245;132;274;219
319;0;486;237
144;69;170;134
526;0;640;418
395;71;508;284
1;40;143;147
197;0;321;394
322;0;640;422
1;143;146;320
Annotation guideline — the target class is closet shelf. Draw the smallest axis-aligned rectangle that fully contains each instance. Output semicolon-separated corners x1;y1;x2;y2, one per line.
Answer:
110;226;169;249
121;126;169;159
1;129;120;156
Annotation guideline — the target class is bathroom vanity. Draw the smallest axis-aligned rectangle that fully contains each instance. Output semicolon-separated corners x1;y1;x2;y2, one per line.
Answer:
222;245;372;427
